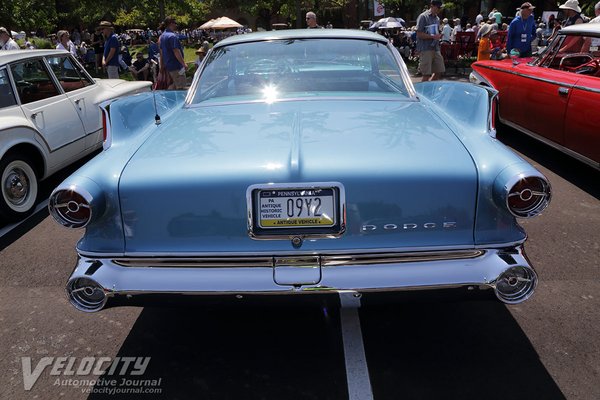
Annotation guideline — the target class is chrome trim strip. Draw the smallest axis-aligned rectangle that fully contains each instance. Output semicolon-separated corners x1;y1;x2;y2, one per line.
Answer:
477;64;573;87
387;41;417;99
110;250;484;268
570;85;600;95
187;96;416;108
478;63;600;94
321;250;485;266
114;257;274;268
76;240;527;258
501;118;600;170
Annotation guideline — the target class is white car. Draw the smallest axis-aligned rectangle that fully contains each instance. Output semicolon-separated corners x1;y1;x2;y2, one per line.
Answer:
0;49;151;221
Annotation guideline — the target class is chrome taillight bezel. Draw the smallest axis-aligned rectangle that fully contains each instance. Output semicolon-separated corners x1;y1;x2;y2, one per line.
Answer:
49;186;94;228
505;173;552;218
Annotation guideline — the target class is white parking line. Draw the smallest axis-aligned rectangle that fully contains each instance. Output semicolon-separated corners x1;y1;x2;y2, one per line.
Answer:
0;200;49;239
339;292;374;400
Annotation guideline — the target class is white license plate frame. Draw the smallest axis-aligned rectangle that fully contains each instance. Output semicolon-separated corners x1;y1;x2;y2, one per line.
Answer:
247;183;346;239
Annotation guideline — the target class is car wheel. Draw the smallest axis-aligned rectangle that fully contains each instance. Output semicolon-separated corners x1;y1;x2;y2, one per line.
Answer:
0;154;39;221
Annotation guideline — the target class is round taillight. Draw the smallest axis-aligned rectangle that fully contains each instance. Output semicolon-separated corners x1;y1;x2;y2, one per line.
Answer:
49;189;92;228
494;266;537;304
506;176;551;218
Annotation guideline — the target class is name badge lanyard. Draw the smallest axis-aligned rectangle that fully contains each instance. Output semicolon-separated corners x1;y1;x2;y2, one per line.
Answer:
521;18;530;43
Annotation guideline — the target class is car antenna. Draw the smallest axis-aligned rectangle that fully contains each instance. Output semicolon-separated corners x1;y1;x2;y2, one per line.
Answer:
152;85;161;125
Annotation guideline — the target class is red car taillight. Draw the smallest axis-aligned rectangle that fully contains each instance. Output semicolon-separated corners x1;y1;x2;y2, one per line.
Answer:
101;110;108;142
490;97;498;131
506;176;551;218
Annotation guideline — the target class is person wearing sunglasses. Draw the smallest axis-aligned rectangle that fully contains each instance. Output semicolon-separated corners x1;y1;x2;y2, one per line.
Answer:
306;12;323;29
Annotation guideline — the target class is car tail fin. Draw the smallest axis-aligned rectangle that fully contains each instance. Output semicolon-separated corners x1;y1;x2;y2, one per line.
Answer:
100;101;113;150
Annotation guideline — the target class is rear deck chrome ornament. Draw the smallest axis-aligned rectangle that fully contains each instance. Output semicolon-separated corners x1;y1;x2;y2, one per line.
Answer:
66;277;108;312
493;266;538;304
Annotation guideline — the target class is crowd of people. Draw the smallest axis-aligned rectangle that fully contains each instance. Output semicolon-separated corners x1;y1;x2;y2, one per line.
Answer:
412;0;600;81
2;1;600;86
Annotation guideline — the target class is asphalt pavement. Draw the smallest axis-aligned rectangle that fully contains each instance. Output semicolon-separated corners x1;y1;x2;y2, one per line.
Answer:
0;98;598;400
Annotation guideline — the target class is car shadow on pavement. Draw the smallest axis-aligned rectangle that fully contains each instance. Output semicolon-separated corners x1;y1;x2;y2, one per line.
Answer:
88;305;348;400
497;128;600;200
360;300;566;400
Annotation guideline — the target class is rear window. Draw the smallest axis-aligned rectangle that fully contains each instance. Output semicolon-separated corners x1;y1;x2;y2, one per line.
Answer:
0;69;17;108
191;38;410;104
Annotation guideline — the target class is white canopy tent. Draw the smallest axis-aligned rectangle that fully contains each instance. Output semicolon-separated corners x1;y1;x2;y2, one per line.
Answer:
198;19;217;30
210;17;243;30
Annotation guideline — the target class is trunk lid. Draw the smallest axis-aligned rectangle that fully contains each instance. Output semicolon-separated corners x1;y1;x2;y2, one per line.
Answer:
119;100;477;253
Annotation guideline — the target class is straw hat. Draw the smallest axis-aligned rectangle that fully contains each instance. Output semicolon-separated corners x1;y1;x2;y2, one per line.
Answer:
195;47;206;55
97;21;114;30
559;0;581;13
479;23;494;37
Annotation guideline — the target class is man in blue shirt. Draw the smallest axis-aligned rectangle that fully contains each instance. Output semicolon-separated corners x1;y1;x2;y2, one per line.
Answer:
99;21;121;79
506;2;537;57
159;16;187;90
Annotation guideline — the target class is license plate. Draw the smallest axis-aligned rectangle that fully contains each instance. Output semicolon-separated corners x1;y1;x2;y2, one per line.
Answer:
258;188;336;229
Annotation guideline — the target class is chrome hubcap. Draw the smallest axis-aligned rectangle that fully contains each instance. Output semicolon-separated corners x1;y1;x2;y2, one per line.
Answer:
3;168;29;206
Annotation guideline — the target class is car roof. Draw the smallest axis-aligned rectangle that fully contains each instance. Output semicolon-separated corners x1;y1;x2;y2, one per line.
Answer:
213;29;388;49
0;49;71;66
559;23;600;36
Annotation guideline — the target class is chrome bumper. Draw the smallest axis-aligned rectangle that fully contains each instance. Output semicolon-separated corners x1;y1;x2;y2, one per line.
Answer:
66;247;537;312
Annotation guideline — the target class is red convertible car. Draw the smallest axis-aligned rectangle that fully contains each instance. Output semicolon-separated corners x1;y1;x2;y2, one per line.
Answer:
471;24;600;170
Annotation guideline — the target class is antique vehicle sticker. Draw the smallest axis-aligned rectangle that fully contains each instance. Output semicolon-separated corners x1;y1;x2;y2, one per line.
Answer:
258;188;336;228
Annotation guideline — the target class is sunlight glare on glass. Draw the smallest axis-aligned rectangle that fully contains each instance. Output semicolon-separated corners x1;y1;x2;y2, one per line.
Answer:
262;84;279;104
262;162;283;171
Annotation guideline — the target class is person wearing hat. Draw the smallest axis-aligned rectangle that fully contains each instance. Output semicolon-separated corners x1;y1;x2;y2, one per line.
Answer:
99;21;121;79
506;3;537;57
159;16;187;90
0;27;20;51
441;18;452;42
559;0;584;26
477;24;501;61
415;0;445;82
591;1;600;23
195;47;206;69
557;0;587;53
451;17;462;42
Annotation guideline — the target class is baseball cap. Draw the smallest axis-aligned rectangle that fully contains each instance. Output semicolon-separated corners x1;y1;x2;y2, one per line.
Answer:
519;2;535;9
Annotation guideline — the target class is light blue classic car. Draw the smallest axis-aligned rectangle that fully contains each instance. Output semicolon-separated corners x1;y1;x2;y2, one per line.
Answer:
49;30;551;312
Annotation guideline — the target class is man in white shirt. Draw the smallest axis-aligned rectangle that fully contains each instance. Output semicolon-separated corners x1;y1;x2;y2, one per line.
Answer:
0;27;20;50
451;18;462;41
441;18;452;41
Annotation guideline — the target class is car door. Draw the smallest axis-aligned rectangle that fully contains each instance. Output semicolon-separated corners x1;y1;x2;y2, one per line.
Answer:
501;63;579;146
45;55;103;150
563;75;600;167
10;57;86;165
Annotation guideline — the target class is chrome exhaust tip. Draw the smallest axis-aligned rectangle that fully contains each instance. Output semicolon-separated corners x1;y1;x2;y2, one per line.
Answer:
493;266;538;304
66;277;108;312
